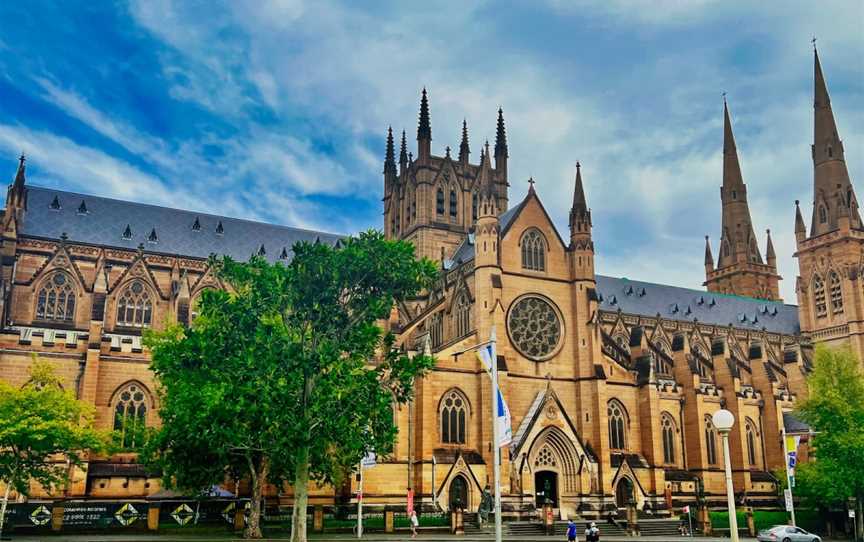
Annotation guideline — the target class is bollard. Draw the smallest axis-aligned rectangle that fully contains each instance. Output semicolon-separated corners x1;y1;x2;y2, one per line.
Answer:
745;507;755;537
147;503;160;531
313;505;324;533
384;509;394;533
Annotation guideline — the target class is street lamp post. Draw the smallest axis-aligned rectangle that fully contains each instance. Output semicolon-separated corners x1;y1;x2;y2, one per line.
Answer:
712;409;739;542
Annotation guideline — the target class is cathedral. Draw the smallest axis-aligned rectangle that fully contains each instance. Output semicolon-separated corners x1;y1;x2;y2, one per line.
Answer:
0;49;860;519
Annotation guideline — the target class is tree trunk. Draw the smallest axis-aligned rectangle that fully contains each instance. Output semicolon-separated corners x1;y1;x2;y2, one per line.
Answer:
290;445;310;542
245;459;269;539
0;483;10;540
857;495;863;542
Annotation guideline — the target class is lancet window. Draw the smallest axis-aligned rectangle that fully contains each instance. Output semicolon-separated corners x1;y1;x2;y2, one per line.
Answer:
521;229;546;271
440;389;468;444
608;399;628;450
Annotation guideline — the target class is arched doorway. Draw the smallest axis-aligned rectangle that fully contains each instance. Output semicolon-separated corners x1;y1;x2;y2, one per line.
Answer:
534;471;559;508
615;477;634;508
449;475;469;511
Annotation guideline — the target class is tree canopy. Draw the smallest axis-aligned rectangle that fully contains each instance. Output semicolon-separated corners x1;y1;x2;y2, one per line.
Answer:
0;359;106;536
794;345;864;538
144;231;437;539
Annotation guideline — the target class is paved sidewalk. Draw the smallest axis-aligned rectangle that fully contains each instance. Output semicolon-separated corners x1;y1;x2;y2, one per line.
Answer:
4;534;769;542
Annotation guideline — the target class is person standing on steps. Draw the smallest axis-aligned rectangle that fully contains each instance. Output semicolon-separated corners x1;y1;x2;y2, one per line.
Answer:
585;521;600;541
566;519;578;542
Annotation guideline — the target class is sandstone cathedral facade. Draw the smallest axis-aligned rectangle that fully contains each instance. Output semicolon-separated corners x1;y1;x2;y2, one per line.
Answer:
0;49;860;518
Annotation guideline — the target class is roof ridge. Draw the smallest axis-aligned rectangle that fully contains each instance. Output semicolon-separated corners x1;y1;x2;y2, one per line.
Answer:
27;184;344;239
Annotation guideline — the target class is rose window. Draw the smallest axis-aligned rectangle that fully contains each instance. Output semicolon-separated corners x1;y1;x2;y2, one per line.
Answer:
507;296;561;361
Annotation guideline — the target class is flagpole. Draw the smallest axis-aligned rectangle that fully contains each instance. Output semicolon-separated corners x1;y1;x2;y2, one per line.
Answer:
490;327;502;542
781;427;796;527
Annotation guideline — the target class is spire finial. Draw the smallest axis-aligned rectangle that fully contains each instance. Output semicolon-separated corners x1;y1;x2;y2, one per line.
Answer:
495;107;508;158
445;145;451;158
812;35;817;51
399;129;408;169
527;177;535;194
459;119;470;162
384;126;396;176
417;87;431;141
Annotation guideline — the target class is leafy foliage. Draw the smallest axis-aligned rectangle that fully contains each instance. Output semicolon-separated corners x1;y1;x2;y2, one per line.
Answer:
0;358;107;495
144;231;437;539
795;345;864;509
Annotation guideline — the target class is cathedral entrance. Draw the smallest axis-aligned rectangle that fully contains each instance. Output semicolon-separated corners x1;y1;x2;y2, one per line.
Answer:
615;477;634;508
449;475;469;511
534;471;559;508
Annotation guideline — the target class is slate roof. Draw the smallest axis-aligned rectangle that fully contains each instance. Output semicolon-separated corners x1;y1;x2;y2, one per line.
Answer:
21;186;343;261
783;412;811;434
596;275;800;335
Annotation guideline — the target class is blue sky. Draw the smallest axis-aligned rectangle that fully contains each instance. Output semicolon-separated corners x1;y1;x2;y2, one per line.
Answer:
0;1;862;301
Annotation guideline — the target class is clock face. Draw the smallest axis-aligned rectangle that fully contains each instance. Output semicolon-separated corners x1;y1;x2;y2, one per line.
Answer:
507;295;562;361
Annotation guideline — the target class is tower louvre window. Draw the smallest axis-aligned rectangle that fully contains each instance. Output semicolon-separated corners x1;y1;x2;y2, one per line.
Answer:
472;193;478;221
829;271;843;313
449;190;457;218
436;189;445;215
813;274;827;317
819;205;827;224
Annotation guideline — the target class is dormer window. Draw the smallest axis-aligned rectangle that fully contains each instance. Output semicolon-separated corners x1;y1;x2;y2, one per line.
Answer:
191;217;201;231
122;224;133;240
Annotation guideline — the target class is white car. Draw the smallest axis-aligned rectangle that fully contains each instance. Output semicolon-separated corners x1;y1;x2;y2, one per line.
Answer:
756;525;821;542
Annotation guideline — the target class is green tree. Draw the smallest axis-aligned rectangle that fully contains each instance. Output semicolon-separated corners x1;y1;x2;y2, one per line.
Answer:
0;359;106;538
144;231;437;539
795;345;864;540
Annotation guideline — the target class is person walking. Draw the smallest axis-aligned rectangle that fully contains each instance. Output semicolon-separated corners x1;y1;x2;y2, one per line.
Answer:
566;519;578;542
410;510;419;538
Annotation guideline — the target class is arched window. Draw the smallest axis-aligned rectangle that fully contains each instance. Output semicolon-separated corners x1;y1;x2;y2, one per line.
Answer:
411;196;417;221
661;413;676;464
705;415;718;465
813;274;827;317
449;189;458;218
35;271;76;322
472;193;478;221
819;205;827;224
745;418;759;467
436;189;445;215
116;280;153;328
440;389;468;444
829;271;843;313
113;382;149;448
607;399;627;450
521;229;546;271
453;293;472;338
429;312;443;348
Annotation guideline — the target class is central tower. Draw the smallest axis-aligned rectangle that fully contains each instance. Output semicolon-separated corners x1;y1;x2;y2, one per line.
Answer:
383;90;509;262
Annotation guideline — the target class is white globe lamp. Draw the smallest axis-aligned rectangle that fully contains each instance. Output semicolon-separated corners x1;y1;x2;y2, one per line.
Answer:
713;408;738;541
712;409;735;433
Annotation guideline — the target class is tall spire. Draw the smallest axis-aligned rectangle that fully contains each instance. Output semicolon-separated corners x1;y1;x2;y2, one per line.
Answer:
569;162;592;247
399;130;408;173
384;126;396;177
809;46;860;235
417;88;431;161
717;98;762;268
459;119;470;163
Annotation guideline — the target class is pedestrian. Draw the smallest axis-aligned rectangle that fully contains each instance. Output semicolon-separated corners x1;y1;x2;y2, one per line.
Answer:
585;521;600;542
566;519;578;542
410;510;419;538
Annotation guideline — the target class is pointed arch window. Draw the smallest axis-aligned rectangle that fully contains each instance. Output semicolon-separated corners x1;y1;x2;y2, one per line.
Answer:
112;382;149;449
813;274;827;317
607;399;627;450
436;189;445;215
449;189;458;218
440;389;468;444
453;293;472;338
116;280;153;328
429;312;443;348
35;271;76;322
521;229;547;271
661;412;676;464
472;193;478;221
745;418;759;467
411;194;417;221
819;205;827;224
705;415;718;465
829;271;843;313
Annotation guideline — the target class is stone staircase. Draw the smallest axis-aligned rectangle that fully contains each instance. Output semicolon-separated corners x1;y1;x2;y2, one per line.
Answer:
634;518;683;537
